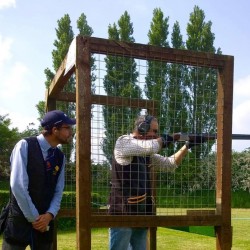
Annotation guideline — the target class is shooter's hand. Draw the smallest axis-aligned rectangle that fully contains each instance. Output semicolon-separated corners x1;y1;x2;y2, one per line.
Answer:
161;134;174;148
185;136;207;149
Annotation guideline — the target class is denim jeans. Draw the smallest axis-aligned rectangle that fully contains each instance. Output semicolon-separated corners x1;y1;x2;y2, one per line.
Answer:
109;227;147;250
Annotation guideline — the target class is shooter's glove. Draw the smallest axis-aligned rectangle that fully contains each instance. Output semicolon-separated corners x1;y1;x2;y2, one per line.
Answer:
161;134;174;148
185;136;207;149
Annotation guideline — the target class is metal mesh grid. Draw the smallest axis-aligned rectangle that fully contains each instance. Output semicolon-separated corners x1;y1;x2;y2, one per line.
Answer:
89;53;218;216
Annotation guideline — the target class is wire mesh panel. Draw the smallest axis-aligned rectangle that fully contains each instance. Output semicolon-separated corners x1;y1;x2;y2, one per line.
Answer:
90;52;218;216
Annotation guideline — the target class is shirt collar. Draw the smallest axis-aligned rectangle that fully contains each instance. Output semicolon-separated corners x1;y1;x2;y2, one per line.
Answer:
37;134;52;152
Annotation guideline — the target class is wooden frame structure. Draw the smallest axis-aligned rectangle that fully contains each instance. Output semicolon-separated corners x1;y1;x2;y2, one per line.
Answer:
46;35;234;249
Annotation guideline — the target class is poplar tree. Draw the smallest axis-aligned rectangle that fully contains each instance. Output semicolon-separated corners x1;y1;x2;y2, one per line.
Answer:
36;13;94;166
172;6;221;191
37;14;74;120
145;8;169;134
77;13;96;94
102;11;142;163
167;21;189;135
185;6;219;158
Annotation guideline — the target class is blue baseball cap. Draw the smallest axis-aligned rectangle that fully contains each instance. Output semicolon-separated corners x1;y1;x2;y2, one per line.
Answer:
41;110;76;128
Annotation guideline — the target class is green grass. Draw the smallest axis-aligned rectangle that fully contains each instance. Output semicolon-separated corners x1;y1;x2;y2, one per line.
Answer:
1;181;249;249
1;209;249;249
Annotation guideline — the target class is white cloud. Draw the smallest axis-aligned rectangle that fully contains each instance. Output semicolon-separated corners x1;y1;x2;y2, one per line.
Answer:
233;75;250;132
232;75;250;151
0;33;39;131
0;0;16;9
233;100;250;133
0;35;13;68
0;62;29;99
0;33;30;100
0;107;39;131
0;61;36;131
233;75;250;103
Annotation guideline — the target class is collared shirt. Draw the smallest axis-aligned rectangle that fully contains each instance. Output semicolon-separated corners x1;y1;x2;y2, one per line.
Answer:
114;134;177;171
10;134;65;222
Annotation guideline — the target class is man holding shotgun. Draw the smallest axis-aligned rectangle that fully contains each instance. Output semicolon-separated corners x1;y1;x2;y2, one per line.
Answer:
108;114;206;250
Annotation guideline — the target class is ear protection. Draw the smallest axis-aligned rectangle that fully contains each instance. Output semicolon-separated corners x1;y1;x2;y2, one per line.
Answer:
137;115;154;135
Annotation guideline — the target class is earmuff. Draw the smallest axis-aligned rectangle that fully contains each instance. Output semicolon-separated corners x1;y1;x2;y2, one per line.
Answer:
137;115;154;135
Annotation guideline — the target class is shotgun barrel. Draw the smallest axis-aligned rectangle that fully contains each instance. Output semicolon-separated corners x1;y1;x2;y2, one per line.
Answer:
172;133;250;141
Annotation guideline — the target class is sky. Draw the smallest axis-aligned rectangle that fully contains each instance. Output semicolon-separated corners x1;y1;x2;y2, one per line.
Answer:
0;0;250;151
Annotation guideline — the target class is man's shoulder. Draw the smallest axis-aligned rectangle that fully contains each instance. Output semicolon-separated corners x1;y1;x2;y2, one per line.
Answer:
117;134;133;140
24;136;38;142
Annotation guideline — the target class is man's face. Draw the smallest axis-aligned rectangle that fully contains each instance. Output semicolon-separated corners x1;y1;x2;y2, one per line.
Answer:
54;124;74;144
147;120;159;137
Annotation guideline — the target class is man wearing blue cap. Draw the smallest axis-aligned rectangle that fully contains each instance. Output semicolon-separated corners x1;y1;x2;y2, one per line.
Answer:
2;110;76;250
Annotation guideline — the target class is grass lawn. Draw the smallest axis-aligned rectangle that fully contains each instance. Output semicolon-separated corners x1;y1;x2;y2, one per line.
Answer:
1;209;249;249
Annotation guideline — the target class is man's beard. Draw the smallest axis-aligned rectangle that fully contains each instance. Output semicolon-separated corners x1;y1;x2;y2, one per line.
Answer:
57;136;71;144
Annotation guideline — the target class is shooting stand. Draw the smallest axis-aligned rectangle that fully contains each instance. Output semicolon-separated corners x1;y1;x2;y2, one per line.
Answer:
46;36;234;250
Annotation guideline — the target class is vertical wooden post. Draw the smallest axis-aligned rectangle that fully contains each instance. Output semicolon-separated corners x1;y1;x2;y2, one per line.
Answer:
75;36;92;250
216;56;234;250
148;108;158;250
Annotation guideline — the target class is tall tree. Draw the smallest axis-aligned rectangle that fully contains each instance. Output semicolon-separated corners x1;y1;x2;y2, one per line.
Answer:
185;6;219;158
166;6;221;192
102;11;142;163
186;6;215;53
46;15;75;163
52;14;74;70
37;14;74;121
166;21;189;135
37;13;95;164
145;8;169;133
52;14;75;114
77;13;96;94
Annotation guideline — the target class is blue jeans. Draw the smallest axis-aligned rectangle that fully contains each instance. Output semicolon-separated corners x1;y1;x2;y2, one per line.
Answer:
109;227;147;250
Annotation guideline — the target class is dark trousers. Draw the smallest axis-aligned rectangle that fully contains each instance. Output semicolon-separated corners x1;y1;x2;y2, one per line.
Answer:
2;238;53;250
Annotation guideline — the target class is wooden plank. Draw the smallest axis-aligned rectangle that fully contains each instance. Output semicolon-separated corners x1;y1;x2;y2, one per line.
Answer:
216;226;233;250
84;36;230;68
58;209;217;218
91;95;157;108
148;227;157;250
90;215;222;228
215;53;234;250
75;36;92;250
48;57;75;98
55;92;157;110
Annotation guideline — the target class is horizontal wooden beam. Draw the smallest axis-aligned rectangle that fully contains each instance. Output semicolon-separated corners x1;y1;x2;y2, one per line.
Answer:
55;92;158;109
82;36;231;69
57;209;222;228
90;215;222;228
